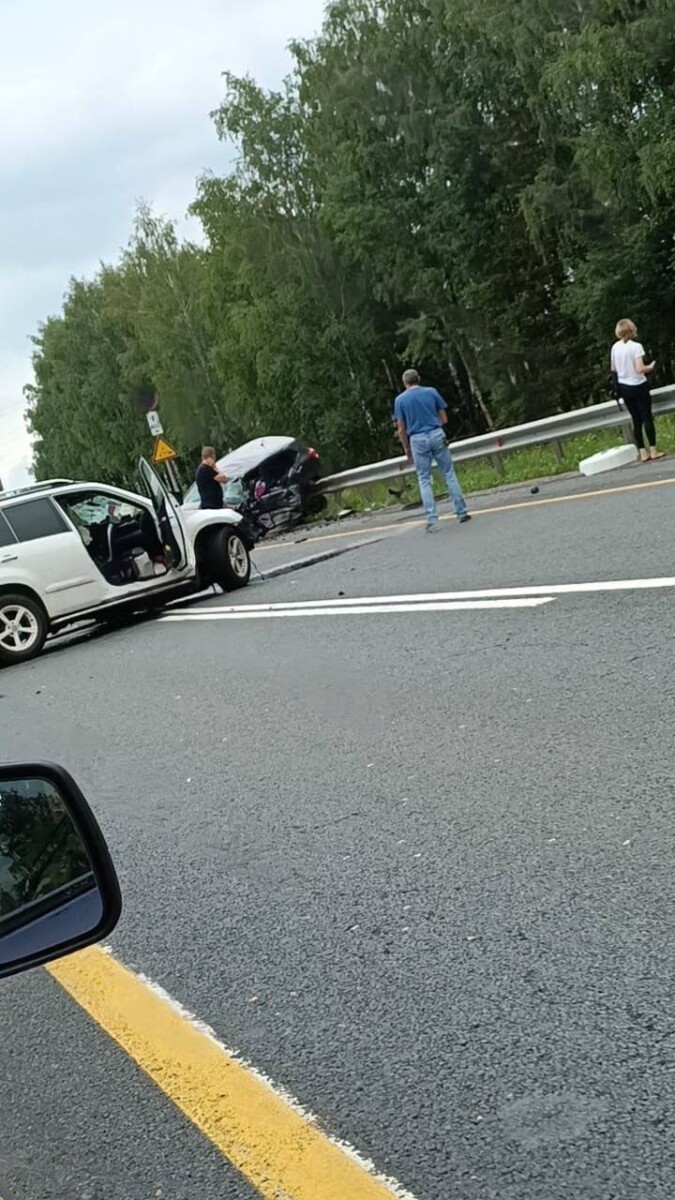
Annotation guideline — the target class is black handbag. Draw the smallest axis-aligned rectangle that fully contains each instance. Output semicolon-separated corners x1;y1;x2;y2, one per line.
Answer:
606;370;621;406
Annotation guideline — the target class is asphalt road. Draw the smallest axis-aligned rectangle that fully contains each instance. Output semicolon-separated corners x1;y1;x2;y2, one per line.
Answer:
3;465;675;1199
248;451;675;569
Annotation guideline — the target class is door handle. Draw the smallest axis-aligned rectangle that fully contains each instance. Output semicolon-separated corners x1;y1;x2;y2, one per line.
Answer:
0;554;18;563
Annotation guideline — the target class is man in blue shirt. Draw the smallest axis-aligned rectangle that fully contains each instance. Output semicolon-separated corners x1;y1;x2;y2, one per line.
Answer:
393;369;470;532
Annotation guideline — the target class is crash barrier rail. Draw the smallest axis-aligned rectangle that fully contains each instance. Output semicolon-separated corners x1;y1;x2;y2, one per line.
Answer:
317;384;675;495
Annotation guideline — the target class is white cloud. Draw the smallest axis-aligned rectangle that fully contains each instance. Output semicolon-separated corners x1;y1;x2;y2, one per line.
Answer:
0;257;101;489
2;454;32;492
0;0;323;171
0;354;33;490
0;0;326;488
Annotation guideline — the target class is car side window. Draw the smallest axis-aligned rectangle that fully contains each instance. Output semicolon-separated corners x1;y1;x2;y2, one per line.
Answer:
3;499;69;544
0;512;18;548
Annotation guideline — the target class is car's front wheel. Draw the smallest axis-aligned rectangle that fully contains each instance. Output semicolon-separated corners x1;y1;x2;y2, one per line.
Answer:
0;593;48;666
206;528;251;590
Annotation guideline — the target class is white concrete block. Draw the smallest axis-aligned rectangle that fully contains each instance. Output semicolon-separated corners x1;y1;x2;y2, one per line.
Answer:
579;445;637;476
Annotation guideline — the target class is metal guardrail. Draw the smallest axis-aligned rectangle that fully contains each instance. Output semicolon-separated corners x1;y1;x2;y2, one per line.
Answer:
318;384;675;494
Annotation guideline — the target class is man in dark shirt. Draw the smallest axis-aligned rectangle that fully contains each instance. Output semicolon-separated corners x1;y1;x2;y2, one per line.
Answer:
195;446;228;509
394;369;470;532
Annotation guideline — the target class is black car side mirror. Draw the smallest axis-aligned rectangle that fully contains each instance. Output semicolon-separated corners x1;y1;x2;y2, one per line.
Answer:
0;763;121;979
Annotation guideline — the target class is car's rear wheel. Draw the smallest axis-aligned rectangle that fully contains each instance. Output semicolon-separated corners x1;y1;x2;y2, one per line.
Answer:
0;594;48;666
206;528;251;590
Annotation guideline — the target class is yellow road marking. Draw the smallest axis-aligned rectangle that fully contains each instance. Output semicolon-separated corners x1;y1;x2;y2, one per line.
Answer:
47;947;414;1200
254;475;675;550
469;474;675;519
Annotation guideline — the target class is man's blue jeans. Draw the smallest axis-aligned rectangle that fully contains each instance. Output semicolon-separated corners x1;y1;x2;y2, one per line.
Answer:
409;428;468;523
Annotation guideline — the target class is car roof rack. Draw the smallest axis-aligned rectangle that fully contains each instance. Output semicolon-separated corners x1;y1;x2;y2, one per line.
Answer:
0;479;74;502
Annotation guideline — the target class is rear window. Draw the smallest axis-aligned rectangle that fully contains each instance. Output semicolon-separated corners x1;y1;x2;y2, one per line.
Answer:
260;448;297;483
0;512;17;548
3;498;69;543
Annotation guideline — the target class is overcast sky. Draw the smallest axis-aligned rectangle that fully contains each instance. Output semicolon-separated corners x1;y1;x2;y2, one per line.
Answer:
0;0;326;490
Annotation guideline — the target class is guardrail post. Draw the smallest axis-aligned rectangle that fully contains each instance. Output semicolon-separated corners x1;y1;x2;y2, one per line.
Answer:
488;433;506;476
551;439;565;463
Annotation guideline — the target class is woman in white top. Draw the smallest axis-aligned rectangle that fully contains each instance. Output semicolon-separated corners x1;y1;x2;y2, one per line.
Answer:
611;318;663;461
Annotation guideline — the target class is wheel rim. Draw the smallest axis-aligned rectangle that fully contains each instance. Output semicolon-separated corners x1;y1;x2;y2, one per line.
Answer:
0;604;40;654
227;534;248;578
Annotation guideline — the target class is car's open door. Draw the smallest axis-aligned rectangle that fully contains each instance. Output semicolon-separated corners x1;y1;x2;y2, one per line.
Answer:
137;459;192;571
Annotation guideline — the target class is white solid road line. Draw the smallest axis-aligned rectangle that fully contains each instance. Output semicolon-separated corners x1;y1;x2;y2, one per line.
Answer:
168;574;675;617
161;598;554;621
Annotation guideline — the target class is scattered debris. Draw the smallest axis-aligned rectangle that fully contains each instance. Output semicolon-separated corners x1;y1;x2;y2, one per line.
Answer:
530;486;540;494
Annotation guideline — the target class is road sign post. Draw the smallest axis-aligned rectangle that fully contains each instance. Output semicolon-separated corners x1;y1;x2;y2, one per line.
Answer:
151;437;181;498
140;397;181;497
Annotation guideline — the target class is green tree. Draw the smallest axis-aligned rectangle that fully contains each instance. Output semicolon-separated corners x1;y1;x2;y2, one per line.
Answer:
27;273;147;485
26;0;675;482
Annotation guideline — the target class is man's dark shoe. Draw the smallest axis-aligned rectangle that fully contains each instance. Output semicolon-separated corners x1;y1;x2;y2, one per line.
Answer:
459;513;471;524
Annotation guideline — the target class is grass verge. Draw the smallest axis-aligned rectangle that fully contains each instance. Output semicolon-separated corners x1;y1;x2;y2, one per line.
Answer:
323;415;675;517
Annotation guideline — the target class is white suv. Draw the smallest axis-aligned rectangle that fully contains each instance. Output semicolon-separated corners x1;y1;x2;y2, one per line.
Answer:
0;458;252;666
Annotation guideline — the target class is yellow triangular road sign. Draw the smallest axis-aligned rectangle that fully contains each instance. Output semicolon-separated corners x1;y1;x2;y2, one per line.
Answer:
152;436;178;464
